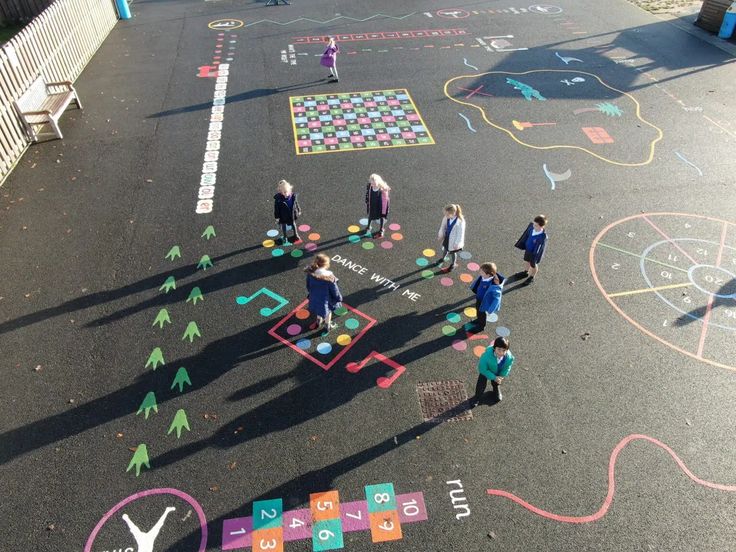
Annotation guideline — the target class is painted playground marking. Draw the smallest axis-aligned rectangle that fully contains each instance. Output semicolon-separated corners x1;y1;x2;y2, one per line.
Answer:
458;113;477;133
590;212;736;371
487;434;736;523
292;29;467;43
242;12;416;28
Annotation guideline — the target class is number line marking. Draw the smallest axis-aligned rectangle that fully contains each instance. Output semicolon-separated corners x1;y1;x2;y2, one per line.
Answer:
597;242;689;273
607;282;693;298
696;221;730;357
715;221;728;268
642;216;699;265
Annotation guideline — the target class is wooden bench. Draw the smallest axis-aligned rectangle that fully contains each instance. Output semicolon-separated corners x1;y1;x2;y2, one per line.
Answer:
13;76;83;141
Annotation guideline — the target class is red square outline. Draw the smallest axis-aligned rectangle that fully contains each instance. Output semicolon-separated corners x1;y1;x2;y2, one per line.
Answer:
268;299;377;371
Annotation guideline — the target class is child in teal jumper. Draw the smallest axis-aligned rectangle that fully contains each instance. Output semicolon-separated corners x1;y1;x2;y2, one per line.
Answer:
471;336;514;406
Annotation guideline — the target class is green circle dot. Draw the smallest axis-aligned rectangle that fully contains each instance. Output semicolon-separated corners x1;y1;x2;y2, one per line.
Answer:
271;248;285;257
446;313;461;324
421;269;434;279
290;249;304;258
416;257;429;267
334;306;348;316
441;325;457;337
344;318;360;330
362;241;375;250
348;234;361;243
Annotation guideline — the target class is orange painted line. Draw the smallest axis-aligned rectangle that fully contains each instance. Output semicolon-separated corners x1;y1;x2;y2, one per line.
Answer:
697;221;730;357
703;115;736;139
642;215;698;265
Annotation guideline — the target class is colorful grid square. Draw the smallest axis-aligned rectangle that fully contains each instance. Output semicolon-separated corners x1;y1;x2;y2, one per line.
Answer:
253;499;283;530
312;519;344;551
290;89;435;155
365;483;397;513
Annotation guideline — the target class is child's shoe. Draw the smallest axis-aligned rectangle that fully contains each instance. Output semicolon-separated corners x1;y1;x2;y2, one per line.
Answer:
320;322;337;336
292;237;303;245
373;230;384;239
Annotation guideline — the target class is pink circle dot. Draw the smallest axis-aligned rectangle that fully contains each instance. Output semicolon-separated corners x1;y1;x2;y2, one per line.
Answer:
305;243;318;251
298;224;311;232
467;262;480;272
440;277;454;286
452;339;467;352
380;241;393;249
388;223;401;231
286;324;301;336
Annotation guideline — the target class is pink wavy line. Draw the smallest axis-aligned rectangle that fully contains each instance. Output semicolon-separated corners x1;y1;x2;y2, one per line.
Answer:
487;434;736;524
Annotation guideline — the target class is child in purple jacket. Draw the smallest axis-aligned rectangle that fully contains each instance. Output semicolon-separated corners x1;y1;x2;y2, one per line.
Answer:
320;37;340;82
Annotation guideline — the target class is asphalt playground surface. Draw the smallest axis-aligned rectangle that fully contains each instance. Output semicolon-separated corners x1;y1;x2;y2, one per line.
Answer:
1;0;735;550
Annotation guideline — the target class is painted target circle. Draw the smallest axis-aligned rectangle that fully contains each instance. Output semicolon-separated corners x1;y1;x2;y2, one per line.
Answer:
590;212;736;371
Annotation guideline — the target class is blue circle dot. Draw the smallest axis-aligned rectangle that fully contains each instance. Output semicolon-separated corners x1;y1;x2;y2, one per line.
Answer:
459;251;472;260
266;229;279;238
416;257;429;267
316;342;332;354
296;339;311;350
359;218;369;226
272;248;285;257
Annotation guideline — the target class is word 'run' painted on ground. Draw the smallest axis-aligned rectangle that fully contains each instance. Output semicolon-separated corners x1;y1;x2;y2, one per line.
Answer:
290;90;434;155
222;484;428;551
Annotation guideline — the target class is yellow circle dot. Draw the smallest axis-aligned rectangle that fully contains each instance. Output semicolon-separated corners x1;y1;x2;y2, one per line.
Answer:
336;334;352;346
347;225;361;233
464;307;477;318
422;248;436;257
262;239;275;248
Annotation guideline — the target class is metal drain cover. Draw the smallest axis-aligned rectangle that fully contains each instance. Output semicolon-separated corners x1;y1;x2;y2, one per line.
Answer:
416;380;473;423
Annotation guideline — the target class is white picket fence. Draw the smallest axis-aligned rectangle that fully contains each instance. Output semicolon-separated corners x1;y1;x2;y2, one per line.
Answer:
0;0;119;182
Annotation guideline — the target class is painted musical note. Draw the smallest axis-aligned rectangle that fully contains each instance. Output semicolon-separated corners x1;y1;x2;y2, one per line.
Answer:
346;351;406;389
235;288;289;317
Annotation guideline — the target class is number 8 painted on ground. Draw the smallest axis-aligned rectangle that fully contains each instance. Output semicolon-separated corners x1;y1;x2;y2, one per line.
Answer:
374;493;390;503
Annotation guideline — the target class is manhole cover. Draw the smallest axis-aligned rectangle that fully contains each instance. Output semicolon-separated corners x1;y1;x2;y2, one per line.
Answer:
416;381;473;423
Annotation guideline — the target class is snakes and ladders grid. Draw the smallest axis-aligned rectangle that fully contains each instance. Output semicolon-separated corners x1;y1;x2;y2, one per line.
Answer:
290;89;435;155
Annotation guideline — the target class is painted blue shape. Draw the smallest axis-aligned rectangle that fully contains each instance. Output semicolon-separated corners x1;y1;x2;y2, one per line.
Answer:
463;58;479;70
674;151;703;176
266;229;280;237
336;131;350;138
411;125;426;132
235;288;289;317
391;109;405;116
296;339;311;350
328;98;341;105
309;133;325;140
505;78;546;101
367;111;382;118
360;129;376;136
373;96;387;102
365;483;397;513
458;112;477;133
343;112;358;120
312;519;344;551
316;343;332;355
319;115;333;121
386;127;401;134
396;94;409;100
294;117;308;124
253;498;283;530
304;100;318;107
359;218;369;225
416;258;429;267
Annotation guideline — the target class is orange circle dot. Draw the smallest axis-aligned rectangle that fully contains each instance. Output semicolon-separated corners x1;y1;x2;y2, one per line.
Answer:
459;273;474;283
473;345;486;358
295;309;310;320
308;232;321;241
391;232;403;241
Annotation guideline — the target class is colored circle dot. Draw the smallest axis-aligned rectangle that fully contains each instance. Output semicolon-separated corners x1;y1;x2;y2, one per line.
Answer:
440;277;454;287
235;296;247;305
388;223;401;231
441;325;457;337
380;241;393;249
422;248;436;257
348;235;361;243
496;326;511;337
446;312;461;324
452;339;467;352
391;232;403;241
473;345;486;358
295;309;310;320
308;232;321;241
290;249;304;258
467;262;480;272
464;307;477;318
362;241;375;250
416;257;429;267
348;225;361;233
296;339;311;350
488;313;499;323
421;269;434;279
359;218;369;226
266;229;279;238
286;324;301;336
459;273;474;283
334;306;348;316
316;342;332;355
459;251;473;260
262;239;275;248
305;243;318;251
336;334;352;346
271;248;285;257
344;318;360;330
298;224;311;232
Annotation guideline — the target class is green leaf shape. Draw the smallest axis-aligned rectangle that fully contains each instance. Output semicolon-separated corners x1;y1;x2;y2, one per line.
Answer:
182;321;201;342
145;347;165;370
152;308;171;329
136;391;158;419
168;409;191;439
126;444;150;477
171;367;192;393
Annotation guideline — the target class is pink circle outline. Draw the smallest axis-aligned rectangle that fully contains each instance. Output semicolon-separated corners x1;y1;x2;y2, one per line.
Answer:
84;488;208;552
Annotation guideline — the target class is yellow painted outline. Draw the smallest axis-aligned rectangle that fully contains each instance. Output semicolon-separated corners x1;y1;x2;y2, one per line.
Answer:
607;282;692;298
289;88;436;156
443;70;664;167
208;19;244;30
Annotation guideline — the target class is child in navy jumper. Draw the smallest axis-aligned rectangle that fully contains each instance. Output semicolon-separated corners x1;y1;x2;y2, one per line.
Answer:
468;262;504;331
274;179;302;245
514;214;548;285
364;174;391;238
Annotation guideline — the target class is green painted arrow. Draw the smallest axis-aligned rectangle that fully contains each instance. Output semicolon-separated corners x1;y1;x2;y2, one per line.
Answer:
159;276;176;293
126;444;150;477
168;409;191;439
165;245;182;261
136;391;158;419
171;367;192;393
182;321;201;342
145;347;165;370
152;308;171;329
197;255;213;271
187;287;204;305
201;225;216;240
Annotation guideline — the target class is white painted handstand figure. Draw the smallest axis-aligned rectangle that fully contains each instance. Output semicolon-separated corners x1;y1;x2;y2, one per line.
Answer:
122;506;175;552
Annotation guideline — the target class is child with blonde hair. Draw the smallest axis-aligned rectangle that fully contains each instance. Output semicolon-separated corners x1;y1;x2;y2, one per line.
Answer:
364;173;391;238
305;253;343;335
274;179;302;245
437;204;465;272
